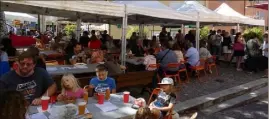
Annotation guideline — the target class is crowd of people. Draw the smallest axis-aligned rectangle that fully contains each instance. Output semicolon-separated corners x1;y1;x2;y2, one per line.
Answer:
0;25;267;119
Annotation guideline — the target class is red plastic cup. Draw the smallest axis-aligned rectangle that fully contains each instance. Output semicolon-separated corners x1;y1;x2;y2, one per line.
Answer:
41;96;50;111
123;91;130;103
98;93;105;104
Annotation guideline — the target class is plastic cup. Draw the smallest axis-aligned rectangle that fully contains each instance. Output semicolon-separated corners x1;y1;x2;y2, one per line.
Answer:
123;91;130;103
98;93;105;104
78;101;87;115
83;93;88;103
41;96;50;111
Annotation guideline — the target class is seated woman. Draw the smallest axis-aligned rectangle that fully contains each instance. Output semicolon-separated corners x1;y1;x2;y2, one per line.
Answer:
0;90;27;119
149;78;176;119
89;64;117;96
199;40;213;73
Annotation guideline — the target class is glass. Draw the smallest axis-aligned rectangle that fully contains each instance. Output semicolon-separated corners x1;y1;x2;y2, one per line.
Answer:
19;62;33;67
78;101;87;115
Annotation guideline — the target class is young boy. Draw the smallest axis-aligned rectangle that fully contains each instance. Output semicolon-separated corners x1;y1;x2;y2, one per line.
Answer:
89;64;116;94
149;78;176;118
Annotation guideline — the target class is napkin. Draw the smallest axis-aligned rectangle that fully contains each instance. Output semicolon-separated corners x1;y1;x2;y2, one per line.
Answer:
95;102;118;112
37;105;52;113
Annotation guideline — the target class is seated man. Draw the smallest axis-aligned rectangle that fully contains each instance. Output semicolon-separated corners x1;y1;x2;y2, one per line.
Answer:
156;40;178;78
0;51;57;105
66;43;87;65
185;42;199;71
89;64;116;96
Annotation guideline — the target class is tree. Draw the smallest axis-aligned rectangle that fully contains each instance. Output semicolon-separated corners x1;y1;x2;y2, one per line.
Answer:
126;25;149;39
200;26;210;40
63;24;77;36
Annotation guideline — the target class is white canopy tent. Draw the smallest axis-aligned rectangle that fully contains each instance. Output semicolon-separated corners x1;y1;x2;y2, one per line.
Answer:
169;1;239;25
215;3;265;26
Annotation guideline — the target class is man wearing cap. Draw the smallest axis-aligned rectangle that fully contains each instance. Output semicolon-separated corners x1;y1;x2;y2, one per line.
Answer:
149;78;176;118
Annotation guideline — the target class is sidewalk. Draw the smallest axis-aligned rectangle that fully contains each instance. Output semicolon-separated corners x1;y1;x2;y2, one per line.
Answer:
178;62;265;102
131;62;265;102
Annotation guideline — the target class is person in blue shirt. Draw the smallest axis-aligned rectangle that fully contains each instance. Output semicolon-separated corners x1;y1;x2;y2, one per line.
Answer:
185;42;199;71
156;40;178;78
89;64;116;94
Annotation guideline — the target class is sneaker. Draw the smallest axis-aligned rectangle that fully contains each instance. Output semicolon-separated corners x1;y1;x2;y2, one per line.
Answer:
236;68;242;71
209;70;213;74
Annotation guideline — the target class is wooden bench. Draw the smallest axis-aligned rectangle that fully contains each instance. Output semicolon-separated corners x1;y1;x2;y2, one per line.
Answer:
115;71;155;90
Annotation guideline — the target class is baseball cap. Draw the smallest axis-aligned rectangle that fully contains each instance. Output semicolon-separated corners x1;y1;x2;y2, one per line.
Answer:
158;77;174;85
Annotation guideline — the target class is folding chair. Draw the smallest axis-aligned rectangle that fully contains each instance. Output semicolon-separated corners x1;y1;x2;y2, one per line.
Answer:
178;61;189;83
163;63;181;85
207;56;218;76
190;59;207;81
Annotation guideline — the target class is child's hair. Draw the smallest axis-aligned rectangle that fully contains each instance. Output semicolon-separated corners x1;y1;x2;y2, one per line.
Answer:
0;90;27;119
135;107;153;119
147;48;155;55
61;74;81;92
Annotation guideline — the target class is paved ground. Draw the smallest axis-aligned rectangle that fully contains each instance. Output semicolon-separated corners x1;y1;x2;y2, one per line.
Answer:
132;62;265;102
197;98;268;119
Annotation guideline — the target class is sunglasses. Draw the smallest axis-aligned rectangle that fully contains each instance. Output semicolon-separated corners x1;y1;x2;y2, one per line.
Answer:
18;62;34;67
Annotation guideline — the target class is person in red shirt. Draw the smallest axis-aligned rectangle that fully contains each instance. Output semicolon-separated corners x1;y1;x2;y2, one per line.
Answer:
88;30;102;49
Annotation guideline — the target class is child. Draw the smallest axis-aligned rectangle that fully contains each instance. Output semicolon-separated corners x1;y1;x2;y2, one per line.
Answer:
134;107;153;119
149;78;176;118
143;48;157;71
57;74;86;101
89;64;116;95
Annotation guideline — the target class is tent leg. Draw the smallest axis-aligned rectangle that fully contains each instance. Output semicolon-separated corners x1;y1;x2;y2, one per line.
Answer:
196;12;200;50
181;24;185;35
121;4;127;67
76;18;81;41
237;23;240;33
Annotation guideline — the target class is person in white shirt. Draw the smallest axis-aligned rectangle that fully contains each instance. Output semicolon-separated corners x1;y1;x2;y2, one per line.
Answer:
144;48;157;71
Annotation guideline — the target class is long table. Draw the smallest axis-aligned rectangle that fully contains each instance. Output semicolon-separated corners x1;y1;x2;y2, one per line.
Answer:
125;57;144;65
46;64;99;76
28;93;137;119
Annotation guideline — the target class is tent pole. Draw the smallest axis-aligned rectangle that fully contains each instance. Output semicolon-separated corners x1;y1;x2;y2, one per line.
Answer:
181;24;185;35
152;25;155;37
196;12;200;50
121;4;127;67
76;17;81;41
237;23;240;33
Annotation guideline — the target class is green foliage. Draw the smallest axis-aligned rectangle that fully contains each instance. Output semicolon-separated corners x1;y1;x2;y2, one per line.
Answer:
243;27;263;42
200;26;210;40
64;24;77;36
126;25;149;39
